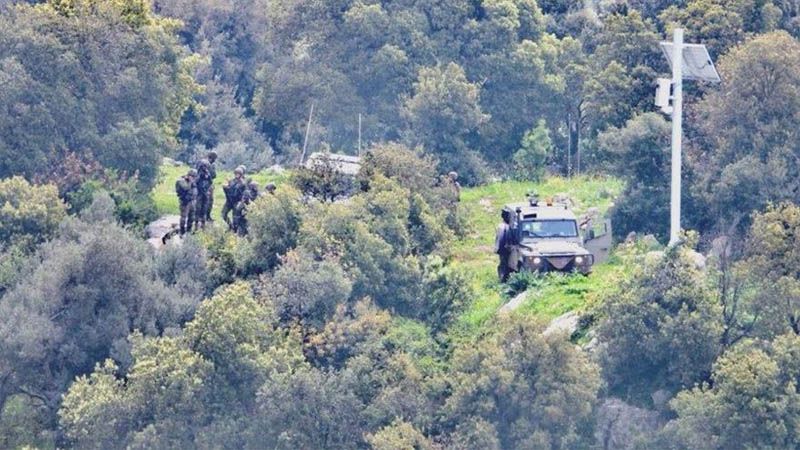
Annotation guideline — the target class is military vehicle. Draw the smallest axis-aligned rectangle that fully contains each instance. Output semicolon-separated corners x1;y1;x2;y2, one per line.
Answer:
500;194;611;275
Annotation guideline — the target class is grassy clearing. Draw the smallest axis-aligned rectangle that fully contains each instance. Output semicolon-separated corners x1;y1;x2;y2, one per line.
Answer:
151;162;289;218
450;176;625;340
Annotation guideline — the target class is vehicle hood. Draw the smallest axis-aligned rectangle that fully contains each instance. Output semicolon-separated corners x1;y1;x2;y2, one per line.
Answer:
520;240;589;256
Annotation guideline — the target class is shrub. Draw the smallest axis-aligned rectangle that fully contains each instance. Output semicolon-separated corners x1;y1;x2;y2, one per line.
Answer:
0;176;65;246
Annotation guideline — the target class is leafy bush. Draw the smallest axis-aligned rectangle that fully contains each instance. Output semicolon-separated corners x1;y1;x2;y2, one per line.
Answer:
0;176;65;246
237;186;304;275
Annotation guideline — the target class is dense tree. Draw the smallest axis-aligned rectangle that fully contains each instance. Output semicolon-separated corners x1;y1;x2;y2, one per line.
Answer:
0;1;198;187
660;334;800;449
237;186;303;274
598;244;723;400
0;201;199;440
599;112;671;240
0;177;65;246
741;202;800;336
445;317;601;449
693;32;800;231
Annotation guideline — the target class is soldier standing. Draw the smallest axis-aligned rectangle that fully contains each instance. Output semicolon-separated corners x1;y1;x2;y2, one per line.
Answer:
494;209;514;282
194;158;213;230
222;166;246;229
204;151;218;222
232;190;252;236
246;179;260;200
448;171;461;202
176;168;198;236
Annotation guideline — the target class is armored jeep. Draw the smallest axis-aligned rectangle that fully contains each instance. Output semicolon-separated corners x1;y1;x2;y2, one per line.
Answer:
500;195;611;276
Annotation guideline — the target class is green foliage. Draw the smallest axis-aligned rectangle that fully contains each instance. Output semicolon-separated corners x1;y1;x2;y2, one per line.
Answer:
237;186;303;274
0;2;197;188
599;112;671;240
0;204;199;432
291;155;358;202
445;317;601;449
259;250;352;331
694;32;800;231
513;120;552;181
661;334;800;450
367;419;434;450
0;177;65;247
598;245;723;400
740;202;800;336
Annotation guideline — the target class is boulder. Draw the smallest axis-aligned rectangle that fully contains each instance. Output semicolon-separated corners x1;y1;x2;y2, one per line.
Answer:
595;398;665;450
544;311;579;337
145;215;181;250
499;290;529;314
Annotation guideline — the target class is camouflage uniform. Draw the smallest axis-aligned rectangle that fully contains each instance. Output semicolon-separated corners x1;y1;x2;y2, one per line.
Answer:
222;169;246;229
494;210;513;282
204;152;218;221
176;171;198;235
194;159;214;229
232;191;252;236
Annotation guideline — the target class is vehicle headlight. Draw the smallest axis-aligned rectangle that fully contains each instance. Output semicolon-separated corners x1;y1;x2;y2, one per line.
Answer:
575;256;584;264
532;257;542;265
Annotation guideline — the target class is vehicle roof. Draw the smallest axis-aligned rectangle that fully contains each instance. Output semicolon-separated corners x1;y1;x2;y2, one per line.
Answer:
503;202;577;220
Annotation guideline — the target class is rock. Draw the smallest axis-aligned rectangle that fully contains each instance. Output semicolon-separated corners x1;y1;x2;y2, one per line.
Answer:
267;164;286;174
625;231;638;243
581;329;599;353
640;234;660;249
595;398;665;450
145;215;181;250
651;390;671;411
687;250;707;271
499;290;529;314
544;311;579;337
162;157;183;167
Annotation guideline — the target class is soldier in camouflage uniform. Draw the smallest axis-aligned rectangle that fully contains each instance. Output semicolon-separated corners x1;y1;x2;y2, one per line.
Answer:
232;190;252;236
246;179;260;199
194;158;214;230
176;168;198;236
204;151;218;222
222;166;246;229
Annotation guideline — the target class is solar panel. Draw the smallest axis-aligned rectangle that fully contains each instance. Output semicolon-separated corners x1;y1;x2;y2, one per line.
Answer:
660;42;721;82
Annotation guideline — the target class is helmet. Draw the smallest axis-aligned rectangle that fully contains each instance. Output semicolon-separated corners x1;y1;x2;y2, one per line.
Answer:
266;182;276;192
448;171;458;180
188;168;198;177
237;165;247;173
208;150;218;161
248;180;259;188
234;167;244;176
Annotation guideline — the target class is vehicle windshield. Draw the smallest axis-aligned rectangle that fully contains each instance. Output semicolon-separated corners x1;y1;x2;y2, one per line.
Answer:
520;219;578;239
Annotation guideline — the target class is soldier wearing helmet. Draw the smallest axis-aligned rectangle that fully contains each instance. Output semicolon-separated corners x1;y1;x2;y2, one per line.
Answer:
202;151;218;222
222;166;246;229
193;158;213;230
246;179;260;199
265;182;277;195
176;168;198;235
232;189;253;236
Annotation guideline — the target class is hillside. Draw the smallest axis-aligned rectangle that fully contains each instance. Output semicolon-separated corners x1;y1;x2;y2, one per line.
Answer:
449;176;632;339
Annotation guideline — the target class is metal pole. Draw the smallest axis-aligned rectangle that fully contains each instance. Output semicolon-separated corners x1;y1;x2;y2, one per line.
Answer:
358;113;362;157
669;28;683;246
300;103;314;166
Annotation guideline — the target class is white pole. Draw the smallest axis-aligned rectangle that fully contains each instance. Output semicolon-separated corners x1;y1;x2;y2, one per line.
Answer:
299;103;314;166
358;113;362;157
669;28;683;246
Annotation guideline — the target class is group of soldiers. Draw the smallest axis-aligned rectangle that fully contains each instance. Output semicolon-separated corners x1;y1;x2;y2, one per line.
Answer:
175;151;276;237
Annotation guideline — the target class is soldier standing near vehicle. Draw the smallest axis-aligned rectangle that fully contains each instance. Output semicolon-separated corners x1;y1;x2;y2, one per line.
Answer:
176;168;198;236
204;151;218;222
232;190;252;236
494;209;514;282
222;166;246;229
194;158;214;230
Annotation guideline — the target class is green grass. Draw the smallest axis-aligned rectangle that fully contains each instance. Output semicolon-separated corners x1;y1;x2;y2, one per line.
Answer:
450;175;625;339
151;163;289;218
